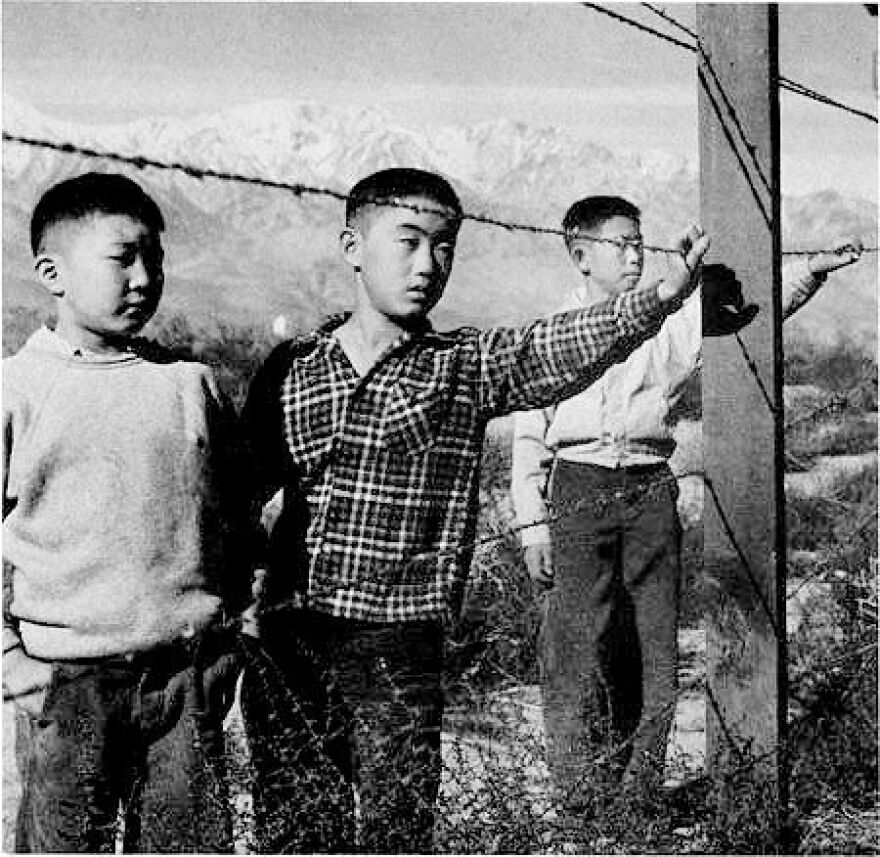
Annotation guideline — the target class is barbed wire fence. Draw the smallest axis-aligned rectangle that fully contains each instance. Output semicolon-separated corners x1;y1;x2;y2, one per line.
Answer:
2;4;877;851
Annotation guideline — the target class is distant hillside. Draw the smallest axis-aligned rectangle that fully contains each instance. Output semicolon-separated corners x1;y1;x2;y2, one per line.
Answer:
3;97;876;348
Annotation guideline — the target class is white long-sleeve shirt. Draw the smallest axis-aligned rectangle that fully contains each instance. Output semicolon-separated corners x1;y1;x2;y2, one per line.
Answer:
511;258;826;546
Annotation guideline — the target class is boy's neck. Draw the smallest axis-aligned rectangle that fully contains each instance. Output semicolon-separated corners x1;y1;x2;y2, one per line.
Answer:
336;307;424;376
577;277;617;306
53;320;135;356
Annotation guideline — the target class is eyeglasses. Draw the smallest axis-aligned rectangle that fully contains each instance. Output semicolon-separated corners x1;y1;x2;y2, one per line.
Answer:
567;228;645;254
605;236;645;254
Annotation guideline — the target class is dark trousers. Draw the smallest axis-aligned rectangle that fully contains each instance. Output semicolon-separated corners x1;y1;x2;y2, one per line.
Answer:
14;631;240;853
241;613;443;854
539;460;681;812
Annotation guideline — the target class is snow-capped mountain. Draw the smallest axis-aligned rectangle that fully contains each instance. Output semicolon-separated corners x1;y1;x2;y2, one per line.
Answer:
3;96;876;349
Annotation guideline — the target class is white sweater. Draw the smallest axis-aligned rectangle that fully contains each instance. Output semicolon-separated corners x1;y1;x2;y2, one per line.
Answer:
3;328;254;692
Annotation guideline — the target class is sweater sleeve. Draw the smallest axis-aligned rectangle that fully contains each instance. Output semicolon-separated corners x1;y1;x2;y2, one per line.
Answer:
3;377;53;700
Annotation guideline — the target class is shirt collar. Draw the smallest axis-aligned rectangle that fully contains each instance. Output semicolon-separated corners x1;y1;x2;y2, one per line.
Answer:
315;313;443;359
39;327;139;359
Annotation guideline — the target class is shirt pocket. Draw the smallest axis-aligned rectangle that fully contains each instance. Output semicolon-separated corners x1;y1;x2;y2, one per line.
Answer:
285;393;338;475
380;377;448;454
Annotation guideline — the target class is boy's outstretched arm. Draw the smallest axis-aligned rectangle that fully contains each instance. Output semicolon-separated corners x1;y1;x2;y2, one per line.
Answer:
476;226;710;417
694;235;865;337
784;236;865;320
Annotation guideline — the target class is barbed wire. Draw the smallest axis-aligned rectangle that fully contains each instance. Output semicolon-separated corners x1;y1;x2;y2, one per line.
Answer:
583;2;696;53
734;331;779;414
648;0;879;135
254;469;695;623
589;2;879;126
699;473;781;635
2;131;677;255
641;3;698;41
779;75;880;126
3;132;877;259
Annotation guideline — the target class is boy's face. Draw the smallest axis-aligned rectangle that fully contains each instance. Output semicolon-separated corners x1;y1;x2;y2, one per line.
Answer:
341;196;459;324
571;215;644;298
37;213;164;350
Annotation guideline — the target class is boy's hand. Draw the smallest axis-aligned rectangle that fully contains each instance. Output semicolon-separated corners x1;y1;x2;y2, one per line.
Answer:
657;225;711;304
524;543;554;586
3;648;53;716
701;264;760;336
808;237;865;277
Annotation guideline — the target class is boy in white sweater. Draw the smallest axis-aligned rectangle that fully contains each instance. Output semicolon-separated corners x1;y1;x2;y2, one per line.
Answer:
511;195;864;817
3;173;257;852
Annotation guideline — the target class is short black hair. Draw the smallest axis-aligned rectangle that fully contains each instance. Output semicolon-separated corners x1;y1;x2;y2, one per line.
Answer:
345;168;463;227
30;172;164;255
562;195;641;250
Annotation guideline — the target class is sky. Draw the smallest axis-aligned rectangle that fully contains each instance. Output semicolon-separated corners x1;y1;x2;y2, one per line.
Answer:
2;2;878;199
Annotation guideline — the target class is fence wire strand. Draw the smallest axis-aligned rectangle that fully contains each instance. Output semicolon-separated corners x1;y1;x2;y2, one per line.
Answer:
587;2;879;126
3;132;877;259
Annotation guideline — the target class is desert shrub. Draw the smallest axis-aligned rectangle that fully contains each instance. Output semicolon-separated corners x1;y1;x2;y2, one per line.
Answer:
446;431;539;700
787;468;877;553
788;415;877;464
2;305;53;356
784;340;877;403
787;495;840;552
436;722;550;854
150;311;278;408
787;472;878;847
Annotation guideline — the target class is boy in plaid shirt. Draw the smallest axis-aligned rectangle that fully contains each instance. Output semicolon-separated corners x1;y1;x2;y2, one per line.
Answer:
240;168;710;853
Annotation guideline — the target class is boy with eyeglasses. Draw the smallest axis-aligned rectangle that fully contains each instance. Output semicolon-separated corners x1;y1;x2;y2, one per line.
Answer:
510;194;864;818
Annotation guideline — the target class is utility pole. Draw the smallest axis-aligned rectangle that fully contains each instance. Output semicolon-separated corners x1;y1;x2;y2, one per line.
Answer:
697;4;788;845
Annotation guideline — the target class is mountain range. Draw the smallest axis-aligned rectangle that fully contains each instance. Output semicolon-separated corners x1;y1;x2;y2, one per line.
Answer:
3;96;876;350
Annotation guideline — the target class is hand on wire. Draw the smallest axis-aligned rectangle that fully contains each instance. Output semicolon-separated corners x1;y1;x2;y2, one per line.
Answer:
807;236;865;277
658;224;711;304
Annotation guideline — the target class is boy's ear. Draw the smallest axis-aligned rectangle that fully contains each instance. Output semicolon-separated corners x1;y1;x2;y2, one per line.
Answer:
339;226;362;270
571;245;591;276
34;253;64;297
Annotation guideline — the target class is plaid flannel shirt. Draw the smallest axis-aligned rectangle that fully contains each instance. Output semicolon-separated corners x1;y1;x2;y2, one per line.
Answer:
242;285;667;624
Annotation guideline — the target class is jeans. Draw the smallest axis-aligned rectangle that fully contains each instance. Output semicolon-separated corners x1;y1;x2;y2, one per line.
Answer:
538;461;681;813
242;612;443;853
14;630;240;853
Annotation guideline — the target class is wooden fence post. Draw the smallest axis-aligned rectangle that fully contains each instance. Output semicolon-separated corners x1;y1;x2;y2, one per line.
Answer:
698;3;788;842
